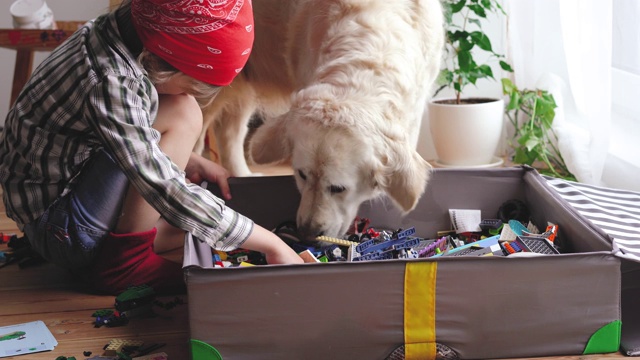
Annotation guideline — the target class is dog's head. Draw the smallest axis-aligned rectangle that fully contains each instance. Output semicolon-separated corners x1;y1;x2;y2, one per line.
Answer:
250;93;431;241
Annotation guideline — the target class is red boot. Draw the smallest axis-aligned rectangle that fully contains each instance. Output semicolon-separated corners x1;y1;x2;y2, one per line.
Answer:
87;228;186;295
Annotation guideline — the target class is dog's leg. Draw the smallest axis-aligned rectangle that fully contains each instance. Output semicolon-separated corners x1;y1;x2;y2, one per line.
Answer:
212;101;259;177
193;123;210;158
196;101;222;159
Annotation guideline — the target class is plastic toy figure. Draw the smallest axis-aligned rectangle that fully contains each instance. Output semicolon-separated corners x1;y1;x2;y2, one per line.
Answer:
115;285;156;312
95;312;128;328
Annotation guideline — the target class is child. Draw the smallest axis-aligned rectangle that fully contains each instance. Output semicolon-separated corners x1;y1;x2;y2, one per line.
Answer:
0;0;303;295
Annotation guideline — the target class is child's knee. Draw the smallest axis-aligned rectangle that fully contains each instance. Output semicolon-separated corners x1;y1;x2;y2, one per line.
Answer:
155;94;204;138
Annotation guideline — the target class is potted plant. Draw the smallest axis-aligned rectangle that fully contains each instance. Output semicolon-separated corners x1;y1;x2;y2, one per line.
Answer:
428;0;513;167
501;78;576;180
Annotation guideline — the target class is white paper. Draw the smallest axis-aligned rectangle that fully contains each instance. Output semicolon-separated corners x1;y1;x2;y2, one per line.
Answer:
0;321;57;358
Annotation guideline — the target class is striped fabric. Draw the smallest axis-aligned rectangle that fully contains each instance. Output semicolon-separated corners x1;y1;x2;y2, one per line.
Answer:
544;176;640;259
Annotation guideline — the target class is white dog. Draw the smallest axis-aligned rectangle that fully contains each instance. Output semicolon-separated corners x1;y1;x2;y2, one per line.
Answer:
199;0;444;240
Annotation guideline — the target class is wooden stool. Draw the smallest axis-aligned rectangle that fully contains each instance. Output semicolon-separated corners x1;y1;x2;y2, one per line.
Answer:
0;21;86;106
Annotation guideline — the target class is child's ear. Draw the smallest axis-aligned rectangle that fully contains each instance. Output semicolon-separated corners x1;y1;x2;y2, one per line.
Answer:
249;116;292;164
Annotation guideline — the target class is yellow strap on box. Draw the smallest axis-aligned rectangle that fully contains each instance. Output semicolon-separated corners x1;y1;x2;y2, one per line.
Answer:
404;262;437;360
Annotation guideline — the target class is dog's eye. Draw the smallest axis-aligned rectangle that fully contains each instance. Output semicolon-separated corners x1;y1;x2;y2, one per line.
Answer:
329;185;346;194
298;170;307;180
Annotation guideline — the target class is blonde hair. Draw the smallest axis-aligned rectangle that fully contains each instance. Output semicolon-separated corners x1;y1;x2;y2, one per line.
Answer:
138;49;221;108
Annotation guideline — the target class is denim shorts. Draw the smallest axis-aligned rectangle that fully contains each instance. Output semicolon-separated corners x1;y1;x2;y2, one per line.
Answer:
23;149;129;269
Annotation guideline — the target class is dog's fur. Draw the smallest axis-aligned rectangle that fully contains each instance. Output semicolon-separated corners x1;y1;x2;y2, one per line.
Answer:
198;0;444;239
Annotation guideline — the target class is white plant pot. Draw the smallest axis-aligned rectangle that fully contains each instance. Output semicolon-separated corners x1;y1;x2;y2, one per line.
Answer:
428;98;504;167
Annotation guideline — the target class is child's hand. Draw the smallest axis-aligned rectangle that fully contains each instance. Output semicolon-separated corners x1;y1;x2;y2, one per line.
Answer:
185;152;232;200
263;242;305;265
242;224;304;265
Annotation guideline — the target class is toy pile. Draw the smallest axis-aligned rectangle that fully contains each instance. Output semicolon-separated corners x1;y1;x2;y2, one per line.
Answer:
212;200;562;266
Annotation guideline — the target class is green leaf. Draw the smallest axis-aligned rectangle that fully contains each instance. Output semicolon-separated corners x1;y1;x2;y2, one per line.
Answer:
507;92;520;110
531;126;545;139
468;18;482;28
458;50;473;70
493;0;506;15
468;4;487;17
520;133;542;152
499;60;513;72
537;94;556;108
458;38;474;51
450;0;467;14
470;31;492;52
542;92;557;105
477;64;494;78
501;78;517;94
522;91;536;103
514;148;535;165
436;69;454;87
536;94;556;109
449;30;469;42
537;111;556;129
537;99;556;113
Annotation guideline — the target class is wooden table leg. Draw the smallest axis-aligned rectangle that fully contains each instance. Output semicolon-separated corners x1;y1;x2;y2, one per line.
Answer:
10;49;34;106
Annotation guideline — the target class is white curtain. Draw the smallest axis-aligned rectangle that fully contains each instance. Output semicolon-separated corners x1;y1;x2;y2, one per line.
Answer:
504;0;612;186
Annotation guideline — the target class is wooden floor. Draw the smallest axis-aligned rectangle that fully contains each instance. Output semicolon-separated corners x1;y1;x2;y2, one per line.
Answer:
0;163;295;360
0;164;629;360
0;203;190;359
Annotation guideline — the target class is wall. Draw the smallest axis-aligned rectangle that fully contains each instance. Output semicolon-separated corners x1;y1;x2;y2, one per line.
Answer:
0;0;109;127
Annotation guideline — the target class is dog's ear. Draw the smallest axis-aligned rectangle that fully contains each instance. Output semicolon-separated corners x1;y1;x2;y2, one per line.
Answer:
249;115;292;164
380;142;431;213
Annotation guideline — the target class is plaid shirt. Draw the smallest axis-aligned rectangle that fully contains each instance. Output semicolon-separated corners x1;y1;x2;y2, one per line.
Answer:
0;11;252;251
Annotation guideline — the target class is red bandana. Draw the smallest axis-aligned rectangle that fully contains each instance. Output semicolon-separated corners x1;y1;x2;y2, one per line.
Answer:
131;0;254;86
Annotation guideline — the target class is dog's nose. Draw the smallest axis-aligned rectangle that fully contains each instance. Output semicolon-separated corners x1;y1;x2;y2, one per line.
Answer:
296;224;323;242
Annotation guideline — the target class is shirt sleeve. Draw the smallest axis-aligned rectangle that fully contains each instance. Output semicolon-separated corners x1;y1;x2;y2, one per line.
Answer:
84;72;252;251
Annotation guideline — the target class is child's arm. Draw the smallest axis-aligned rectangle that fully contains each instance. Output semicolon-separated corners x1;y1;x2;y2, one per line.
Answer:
185;152;302;264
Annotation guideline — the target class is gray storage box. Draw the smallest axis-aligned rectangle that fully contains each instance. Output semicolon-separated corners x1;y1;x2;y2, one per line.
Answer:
183;167;626;360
